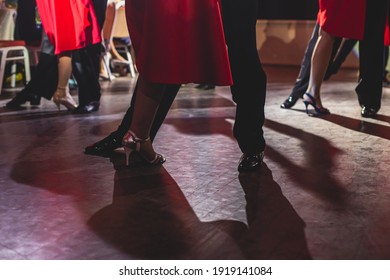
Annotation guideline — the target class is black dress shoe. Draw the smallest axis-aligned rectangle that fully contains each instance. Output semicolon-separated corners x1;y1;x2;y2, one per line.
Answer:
361;106;378;118
195;84;215;90
84;132;123;156
203;84;215;90
73;101;100;114
238;152;264;173
6;90;41;108
280;95;299;109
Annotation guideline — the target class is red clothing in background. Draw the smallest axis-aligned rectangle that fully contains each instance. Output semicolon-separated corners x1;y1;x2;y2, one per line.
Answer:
317;0;366;40
385;18;390;45
125;0;232;86
36;0;101;54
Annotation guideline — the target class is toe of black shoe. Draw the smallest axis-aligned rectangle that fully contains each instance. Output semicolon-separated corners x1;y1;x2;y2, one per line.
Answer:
238;152;264;173
361;106;378;118
74;101;100;114
280;96;298;109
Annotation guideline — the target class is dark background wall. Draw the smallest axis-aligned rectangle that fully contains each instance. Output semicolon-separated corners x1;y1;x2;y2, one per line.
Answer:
258;0;319;20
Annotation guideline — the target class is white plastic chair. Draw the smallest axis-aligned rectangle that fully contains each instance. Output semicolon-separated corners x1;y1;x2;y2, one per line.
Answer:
0;40;31;95
0;7;31;94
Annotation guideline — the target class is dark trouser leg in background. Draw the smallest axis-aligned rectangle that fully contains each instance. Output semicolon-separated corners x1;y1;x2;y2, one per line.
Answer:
357;0;388;117
72;0;107;114
5;35;58;108
324;38;357;80
383;46;389;81
72;43;102;112
221;0;266;172
34;53;59;100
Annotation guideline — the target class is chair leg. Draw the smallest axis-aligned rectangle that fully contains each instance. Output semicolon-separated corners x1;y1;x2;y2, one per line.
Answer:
122;46;136;78
126;50;136;78
10;62;16;88
23;47;31;83
102;52;114;81
0;51;7;95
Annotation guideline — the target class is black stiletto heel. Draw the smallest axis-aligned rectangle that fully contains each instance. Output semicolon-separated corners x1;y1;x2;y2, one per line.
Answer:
303;93;330;115
122;130;165;166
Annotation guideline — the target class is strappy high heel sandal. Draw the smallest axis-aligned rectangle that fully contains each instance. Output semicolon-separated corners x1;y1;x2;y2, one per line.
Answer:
303;93;330;115
122;130;166;166
53;86;78;111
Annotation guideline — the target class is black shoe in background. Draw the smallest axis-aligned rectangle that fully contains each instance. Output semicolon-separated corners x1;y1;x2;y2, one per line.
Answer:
73;101;100;114
280;95;299;109
361;106;378;118
195;84;215;90
84;132;123;157
238;152;264;173
6;90;41;108
203;84;215;90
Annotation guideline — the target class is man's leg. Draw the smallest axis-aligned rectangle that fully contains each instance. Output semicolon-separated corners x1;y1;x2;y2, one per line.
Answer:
72;43;102;113
356;0;388;117
84;83;181;156
221;0;266;172
383;46;389;84
72;0;107;114
6;32;58;108
324;38;357;81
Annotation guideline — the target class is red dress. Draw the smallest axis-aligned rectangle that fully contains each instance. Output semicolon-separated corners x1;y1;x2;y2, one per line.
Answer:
36;0;101;54
317;0;366;40
385;18;390;46
125;0;232;86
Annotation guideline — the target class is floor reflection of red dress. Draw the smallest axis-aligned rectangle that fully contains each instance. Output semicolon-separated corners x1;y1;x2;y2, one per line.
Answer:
35;0;101;54
125;0;232;86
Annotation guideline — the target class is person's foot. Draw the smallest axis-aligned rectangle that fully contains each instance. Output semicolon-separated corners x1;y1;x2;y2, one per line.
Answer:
53;86;78;111
203;84;215;90
303;93;330;115
280;95;299;109
6;90;41;108
238;152;264;173
361;106;378;118
73;101;100;114
195;84;215;90
84;132;123;157
122;130;165;166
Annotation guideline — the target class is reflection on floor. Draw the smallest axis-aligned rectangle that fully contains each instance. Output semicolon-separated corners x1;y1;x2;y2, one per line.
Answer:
0;66;389;259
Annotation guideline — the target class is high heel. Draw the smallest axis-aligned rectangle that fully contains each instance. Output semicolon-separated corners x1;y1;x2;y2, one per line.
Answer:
303;93;330;115
53;86;78;111
122;130;165;166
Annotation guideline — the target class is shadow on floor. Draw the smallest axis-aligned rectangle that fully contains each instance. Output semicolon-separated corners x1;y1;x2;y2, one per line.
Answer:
87;154;312;259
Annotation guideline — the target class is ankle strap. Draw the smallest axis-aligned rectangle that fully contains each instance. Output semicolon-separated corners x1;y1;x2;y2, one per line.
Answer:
128;130;150;143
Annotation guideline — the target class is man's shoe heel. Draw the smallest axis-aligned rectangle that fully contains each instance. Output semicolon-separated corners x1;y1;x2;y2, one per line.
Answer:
29;95;41;106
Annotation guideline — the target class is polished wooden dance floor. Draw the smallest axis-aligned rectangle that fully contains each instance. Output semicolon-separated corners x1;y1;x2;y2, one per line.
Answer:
0;66;389;259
